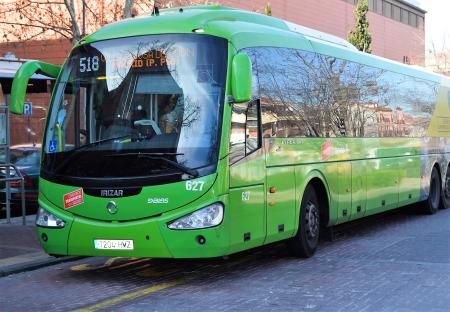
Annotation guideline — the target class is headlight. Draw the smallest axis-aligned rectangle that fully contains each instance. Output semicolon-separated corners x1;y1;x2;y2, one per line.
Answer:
168;202;224;230
36;207;65;228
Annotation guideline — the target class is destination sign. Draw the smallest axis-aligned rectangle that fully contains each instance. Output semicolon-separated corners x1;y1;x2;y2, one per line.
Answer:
75;46;195;77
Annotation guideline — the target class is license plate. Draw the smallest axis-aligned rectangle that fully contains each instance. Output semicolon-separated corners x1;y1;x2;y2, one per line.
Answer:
94;239;134;250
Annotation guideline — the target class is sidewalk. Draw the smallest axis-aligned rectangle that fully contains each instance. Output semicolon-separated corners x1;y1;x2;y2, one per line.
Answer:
0;215;80;276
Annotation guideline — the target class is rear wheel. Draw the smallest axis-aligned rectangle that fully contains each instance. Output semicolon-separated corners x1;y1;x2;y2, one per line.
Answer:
424;167;441;214
440;166;450;210
288;185;320;258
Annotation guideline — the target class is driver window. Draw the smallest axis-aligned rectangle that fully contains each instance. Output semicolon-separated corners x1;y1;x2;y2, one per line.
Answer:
230;101;261;164
246;102;260;154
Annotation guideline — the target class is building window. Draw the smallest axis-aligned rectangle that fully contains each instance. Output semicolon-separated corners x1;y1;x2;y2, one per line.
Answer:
401;8;409;24
417;16;424;30
393;5;401;21
376;0;383;14
345;0;423;29
409;12;417;27
383;2;392;18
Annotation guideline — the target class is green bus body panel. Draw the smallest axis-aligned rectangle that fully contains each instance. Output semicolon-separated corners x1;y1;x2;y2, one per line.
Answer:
80;6;289;46
10;61;61;114
37;194;74;255
265;167;296;243
229;185;265;253
337;163;352;223
38;182;232;258
31;6;450;258
39;175;217;221
229;149;266;252
350;161;367;221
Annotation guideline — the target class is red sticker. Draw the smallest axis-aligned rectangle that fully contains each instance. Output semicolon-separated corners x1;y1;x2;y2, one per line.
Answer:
321;140;333;161
63;188;84;209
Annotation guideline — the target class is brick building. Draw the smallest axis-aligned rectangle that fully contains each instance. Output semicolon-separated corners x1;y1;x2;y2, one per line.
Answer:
220;0;425;65
0;0;426;145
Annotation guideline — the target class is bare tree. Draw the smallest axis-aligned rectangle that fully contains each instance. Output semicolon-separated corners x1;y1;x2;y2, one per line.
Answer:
0;0;214;45
427;36;450;75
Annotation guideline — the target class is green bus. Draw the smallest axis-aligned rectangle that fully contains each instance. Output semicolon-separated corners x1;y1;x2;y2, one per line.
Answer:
10;6;450;258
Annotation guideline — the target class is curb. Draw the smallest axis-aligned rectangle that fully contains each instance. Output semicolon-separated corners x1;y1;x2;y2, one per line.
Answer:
0;255;85;277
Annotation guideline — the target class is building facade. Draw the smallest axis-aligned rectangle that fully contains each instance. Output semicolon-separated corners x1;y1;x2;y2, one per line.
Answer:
221;0;425;65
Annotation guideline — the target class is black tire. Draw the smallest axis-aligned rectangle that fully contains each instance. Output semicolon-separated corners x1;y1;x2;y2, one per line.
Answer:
288;185;320;258
424;167;441;214
440;166;450;210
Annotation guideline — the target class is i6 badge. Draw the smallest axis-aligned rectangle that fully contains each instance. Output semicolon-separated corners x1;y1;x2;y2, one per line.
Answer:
63;188;84;209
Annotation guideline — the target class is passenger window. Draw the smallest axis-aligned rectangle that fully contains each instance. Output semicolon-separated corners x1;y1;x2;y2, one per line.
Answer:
230;101;261;164
246;101;260;155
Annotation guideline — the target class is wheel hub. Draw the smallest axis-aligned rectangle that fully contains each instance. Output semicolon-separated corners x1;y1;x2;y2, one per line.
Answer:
305;201;319;239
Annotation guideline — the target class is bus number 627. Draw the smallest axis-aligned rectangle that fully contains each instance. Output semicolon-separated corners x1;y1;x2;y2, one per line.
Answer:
186;181;205;191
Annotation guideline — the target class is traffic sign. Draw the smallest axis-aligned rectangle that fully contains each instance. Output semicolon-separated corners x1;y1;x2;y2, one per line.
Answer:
24;101;32;116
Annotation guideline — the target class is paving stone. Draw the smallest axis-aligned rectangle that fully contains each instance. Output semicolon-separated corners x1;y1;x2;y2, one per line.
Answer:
0;206;450;311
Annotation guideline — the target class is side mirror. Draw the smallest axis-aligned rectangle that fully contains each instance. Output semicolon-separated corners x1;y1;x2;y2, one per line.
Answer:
10;61;61;114
231;52;252;103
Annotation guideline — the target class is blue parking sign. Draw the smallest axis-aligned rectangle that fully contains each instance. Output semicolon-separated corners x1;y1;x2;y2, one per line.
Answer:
24;102;32;116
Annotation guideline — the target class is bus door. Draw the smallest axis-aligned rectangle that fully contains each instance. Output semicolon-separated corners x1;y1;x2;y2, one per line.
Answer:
229;100;266;253
261;106;296;244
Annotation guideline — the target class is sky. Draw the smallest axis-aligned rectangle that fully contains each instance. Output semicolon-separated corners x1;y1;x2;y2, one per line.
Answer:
414;0;450;52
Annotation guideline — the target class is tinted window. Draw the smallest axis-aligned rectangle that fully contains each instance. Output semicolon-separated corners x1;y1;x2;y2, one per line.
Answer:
245;47;438;138
229;101;261;164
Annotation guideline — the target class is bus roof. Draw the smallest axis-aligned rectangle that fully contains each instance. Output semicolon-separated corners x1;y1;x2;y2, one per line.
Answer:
81;5;450;85
82;5;355;50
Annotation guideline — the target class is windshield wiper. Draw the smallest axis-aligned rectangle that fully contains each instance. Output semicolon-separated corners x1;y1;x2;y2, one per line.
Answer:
53;135;131;174
105;152;199;177
75;135;131;152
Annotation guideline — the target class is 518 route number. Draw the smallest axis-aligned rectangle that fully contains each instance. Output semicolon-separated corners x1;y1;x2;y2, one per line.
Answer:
79;56;100;73
186;181;205;191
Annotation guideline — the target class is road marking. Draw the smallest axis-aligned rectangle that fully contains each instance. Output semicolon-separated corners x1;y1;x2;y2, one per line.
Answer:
108;258;150;270
74;279;185;312
70;257;124;271
72;254;260;311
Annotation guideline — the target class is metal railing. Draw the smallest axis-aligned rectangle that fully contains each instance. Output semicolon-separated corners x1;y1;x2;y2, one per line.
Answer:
0;164;26;225
1;94;27;225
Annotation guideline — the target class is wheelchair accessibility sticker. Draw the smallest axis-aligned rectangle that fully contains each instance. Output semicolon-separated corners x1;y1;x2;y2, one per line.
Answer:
48;140;58;153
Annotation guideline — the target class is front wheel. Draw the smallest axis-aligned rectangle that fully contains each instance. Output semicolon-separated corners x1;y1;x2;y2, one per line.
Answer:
288;185;320;258
424;167;441;214
440;166;450;210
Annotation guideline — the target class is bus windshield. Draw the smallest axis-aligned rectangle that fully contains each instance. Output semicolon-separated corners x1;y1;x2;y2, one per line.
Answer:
42;34;227;181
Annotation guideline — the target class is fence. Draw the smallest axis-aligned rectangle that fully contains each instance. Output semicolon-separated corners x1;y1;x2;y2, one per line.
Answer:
1;95;26;225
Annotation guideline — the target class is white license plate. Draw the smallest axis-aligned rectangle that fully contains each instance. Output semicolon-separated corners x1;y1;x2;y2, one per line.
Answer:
94;239;134;250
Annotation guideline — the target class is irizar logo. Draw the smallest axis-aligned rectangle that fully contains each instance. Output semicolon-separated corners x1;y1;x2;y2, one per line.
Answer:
148;197;169;204
101;189;124;197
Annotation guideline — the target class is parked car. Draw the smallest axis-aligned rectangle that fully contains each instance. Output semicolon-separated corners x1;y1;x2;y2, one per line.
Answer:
0;145;41;218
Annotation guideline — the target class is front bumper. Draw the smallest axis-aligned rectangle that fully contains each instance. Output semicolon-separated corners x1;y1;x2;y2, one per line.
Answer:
37;194;230;258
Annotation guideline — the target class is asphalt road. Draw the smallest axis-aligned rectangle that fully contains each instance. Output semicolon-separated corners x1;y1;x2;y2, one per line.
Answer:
1;205;450;312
